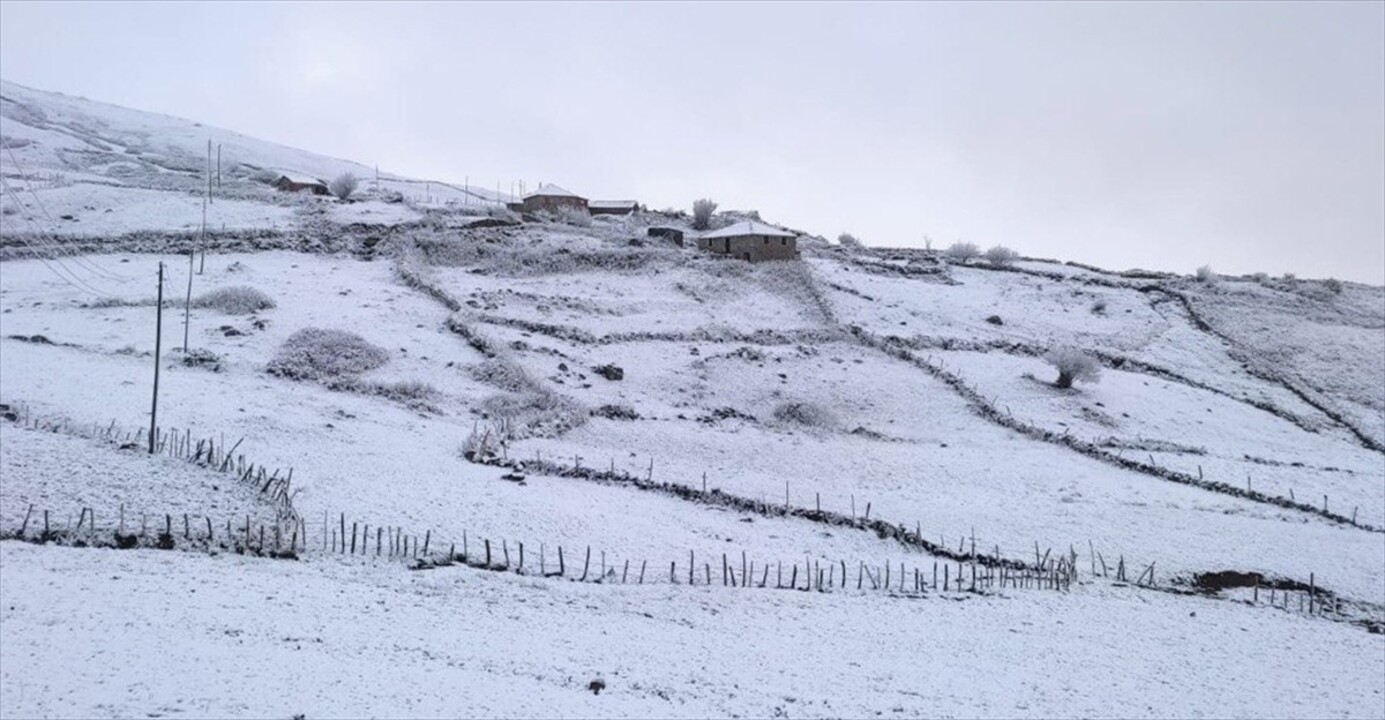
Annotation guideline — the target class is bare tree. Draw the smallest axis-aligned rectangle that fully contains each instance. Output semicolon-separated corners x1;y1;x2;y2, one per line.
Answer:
984;245;1019;267
1044;347;1101;389
945;241;980;263
692;199;718;230
330;173;359;201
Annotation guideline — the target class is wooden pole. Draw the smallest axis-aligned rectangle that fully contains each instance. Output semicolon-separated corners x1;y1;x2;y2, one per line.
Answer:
183;250;193;351
149;262;163;454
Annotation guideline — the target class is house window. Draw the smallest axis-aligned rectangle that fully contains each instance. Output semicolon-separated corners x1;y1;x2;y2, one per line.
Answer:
764;238;769;245
780;238;786;245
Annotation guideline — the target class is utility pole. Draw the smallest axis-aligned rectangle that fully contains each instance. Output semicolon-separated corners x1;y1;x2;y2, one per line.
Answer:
206;139;213;205
150;262;164;454
216;143;222;189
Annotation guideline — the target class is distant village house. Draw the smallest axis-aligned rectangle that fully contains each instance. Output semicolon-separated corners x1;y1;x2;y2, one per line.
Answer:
589;200;639;216
272;174;331;195
697;220;799;262
519;184;588;214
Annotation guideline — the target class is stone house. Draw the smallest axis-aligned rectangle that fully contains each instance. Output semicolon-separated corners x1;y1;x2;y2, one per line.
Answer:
589;200;639;216
272;174;330;195
519;184;588;214
697;220;799;262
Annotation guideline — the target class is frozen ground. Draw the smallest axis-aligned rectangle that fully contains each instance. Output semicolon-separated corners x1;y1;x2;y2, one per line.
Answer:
2;80;1383;718
4;542;1384;720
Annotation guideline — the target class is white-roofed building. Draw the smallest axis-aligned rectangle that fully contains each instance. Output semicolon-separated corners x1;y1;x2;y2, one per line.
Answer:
697;220;799;262
271;173;330;195
519;183;588;214
589;200;639;216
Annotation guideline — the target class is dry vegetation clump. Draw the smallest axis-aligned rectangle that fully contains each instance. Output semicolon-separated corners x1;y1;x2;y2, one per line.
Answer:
192;286;276;315
480;390;587;439
266;327;389;381
1043;346;1101;389
557;206;592;227
771;401;837;430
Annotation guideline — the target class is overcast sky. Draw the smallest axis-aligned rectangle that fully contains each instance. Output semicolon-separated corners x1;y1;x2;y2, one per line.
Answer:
2;1;1382;282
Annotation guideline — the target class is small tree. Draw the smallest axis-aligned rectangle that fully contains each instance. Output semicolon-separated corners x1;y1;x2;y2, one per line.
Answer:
984;245;1019;267
329;173;359;201
945;241;980;263
1195;265;1215;283
1044;347;1101;389
692;199;718;230
837;233;863;249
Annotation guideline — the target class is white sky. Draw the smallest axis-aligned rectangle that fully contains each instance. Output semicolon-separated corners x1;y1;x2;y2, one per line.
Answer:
2;1;1382;283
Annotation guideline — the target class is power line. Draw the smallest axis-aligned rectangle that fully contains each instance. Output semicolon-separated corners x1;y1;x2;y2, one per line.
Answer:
0;175;111;296
2;142;127;280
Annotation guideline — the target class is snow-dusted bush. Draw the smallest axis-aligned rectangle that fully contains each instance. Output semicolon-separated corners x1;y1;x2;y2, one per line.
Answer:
471;358;538;394
250;168;279;184
772;401;836;430
1324;278;1343;295
481;390;587;439
1044;347;1101;389
983;245;1019;267
557;206;592;227
1090;299;1108;315
837;233;863;249
266;327;389;381
192;285;275;315
329;173;359;201
945;242;980;263
1195;265;1216;283
692;199;718;230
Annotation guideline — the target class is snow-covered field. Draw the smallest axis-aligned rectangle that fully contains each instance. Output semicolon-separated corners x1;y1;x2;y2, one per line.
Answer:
2;80;1383;718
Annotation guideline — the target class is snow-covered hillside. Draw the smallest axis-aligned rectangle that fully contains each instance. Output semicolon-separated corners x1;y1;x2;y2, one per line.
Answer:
2;82;1383;719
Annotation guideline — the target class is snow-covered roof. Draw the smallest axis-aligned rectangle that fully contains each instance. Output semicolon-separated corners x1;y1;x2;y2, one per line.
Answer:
276;173;327;186
524;183;581;199
590;200;637;209
700;220;795;240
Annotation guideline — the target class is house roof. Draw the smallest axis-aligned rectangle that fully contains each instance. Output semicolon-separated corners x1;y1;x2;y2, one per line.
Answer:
589;200;637;209
276;173;327;186
700;220;796;240
524;183;582;199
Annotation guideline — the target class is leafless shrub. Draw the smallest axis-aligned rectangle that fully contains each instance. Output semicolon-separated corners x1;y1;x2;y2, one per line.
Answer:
772;401;837;430
557;206;592;227
481;390;587;439
1044;346;1101;389
837;233;863;249
1323;278;1343;295
945;242;980;263
592;404;640;420
329;173;359;200
1195;265;1216;283
192;285;275;315
692;199;718;230
266;327;389;381
471;358;538;394
983;245;1019;267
